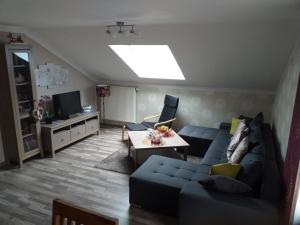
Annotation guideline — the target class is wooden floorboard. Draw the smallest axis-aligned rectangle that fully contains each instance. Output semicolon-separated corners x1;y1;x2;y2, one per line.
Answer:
0;126;176;225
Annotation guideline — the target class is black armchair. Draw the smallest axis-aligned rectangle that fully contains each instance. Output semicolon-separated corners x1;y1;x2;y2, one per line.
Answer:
122;95;179;140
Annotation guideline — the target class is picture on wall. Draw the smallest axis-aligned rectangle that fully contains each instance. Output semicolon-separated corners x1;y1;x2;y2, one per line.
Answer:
35;63;69;88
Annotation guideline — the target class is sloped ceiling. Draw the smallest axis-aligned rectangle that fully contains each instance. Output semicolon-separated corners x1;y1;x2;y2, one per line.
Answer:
1;0;300;91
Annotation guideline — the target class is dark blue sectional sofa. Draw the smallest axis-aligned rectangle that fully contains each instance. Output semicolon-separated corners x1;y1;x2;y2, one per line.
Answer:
129;121;281;225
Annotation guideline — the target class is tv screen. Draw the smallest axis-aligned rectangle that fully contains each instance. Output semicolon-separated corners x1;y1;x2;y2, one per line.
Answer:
53;91;82;119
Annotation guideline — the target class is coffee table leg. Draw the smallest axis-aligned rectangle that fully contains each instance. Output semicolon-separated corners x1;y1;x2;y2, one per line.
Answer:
128;138;131;157
184;147;188;161
133;150;137;169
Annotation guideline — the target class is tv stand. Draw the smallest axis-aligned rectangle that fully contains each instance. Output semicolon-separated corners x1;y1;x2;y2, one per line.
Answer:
41;112;99;157
67;114;80;119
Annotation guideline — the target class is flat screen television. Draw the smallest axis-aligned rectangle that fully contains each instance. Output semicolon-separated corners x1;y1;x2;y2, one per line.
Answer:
53;91;82;119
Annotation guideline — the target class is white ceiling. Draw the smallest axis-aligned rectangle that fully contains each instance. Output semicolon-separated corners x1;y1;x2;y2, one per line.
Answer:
1;0;300;90
0;0;300;27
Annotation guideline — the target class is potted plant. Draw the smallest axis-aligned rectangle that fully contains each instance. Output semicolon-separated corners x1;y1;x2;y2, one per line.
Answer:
39;95;53;124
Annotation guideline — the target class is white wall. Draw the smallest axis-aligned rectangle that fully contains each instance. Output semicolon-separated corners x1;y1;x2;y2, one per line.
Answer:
272;37;300;160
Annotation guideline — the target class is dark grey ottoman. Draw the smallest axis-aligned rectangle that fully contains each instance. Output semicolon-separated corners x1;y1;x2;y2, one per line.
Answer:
178;125;219;157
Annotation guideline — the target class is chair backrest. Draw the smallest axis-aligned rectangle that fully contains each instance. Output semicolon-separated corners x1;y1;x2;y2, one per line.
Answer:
52;199;118;225
158;95;179;127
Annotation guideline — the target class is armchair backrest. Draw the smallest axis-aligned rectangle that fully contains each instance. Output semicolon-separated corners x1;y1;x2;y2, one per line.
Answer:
158;95;179;127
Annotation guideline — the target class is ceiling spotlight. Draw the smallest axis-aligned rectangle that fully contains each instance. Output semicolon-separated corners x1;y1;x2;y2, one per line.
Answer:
105;22;138;37
116;21;125;26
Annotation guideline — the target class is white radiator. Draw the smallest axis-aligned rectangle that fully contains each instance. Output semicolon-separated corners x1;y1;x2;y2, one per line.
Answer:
104;86;136;123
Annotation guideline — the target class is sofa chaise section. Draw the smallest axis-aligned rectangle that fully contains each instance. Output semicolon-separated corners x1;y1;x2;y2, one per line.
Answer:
179;182;278;225
129;122;281;225
129;155;210;215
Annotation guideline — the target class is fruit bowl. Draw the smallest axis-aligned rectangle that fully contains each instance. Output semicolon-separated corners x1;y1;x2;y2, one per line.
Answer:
157;125;169;133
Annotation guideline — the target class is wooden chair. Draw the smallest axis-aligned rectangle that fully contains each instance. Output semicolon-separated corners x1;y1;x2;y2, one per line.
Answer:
52;199;118;225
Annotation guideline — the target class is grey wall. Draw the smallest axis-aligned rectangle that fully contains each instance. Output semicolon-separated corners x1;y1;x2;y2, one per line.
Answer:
135;85;274;131
272;38;300;160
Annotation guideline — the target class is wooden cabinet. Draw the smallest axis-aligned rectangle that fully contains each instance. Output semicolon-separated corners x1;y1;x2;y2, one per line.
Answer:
0;44;42;167
86;119;98;134
53;130;71;150
70;124;85;141
41;112;99;157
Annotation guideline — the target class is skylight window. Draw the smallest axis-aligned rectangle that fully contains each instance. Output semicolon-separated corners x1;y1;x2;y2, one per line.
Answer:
109;45;185;80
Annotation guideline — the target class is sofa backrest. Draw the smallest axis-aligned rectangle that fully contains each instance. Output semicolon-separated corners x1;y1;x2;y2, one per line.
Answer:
236;122;281;207
203;120;281;207
259;124;281;207
237;117;266;191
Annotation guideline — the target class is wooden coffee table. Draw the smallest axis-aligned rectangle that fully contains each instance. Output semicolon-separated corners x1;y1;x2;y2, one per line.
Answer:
128;130;190;168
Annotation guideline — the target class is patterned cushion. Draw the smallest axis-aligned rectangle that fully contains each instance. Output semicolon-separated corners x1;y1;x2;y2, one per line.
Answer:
227;120;248;160
229;136;250;163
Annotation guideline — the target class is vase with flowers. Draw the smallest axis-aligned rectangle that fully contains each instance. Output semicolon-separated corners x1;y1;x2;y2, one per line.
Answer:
39;95;53;124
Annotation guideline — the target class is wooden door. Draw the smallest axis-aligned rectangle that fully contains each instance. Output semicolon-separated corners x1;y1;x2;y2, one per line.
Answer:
283;73;300;224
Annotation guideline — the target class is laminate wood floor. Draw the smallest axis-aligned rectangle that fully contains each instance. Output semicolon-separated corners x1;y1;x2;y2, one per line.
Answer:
0;126;176;225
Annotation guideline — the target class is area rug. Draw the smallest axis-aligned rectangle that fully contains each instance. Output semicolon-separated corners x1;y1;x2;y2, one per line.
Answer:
95;148;202;175
95;149;134;175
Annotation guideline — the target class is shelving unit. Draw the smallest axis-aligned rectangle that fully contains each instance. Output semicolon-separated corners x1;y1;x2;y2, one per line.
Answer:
0;44;42;167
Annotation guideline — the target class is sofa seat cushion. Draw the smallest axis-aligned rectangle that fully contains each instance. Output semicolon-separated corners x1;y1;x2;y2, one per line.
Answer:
201;130;231;165
179;125;219;140
131;155;211;185
129;155;210;215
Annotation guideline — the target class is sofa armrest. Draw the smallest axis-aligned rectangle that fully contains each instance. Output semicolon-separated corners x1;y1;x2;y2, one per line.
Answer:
178;182;278;225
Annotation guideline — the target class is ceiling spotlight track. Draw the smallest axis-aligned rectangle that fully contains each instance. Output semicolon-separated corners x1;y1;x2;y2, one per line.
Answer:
105;21;139;38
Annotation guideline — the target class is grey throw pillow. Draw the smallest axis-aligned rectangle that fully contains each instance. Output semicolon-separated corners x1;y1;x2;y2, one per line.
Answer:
198;175;252;194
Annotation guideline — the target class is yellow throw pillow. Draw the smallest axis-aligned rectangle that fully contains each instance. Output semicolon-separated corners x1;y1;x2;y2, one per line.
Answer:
230;118;241;135
210;163;242;178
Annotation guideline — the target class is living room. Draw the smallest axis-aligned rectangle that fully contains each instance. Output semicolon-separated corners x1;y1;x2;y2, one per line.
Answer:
0;1;300;225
